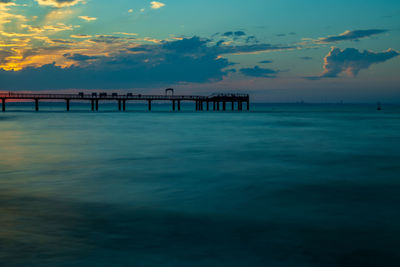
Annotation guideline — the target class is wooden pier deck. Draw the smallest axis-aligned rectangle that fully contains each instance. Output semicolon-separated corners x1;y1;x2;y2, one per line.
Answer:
0;91;250;112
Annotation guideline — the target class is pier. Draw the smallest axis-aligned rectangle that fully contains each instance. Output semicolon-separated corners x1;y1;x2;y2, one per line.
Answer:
0;90;249;112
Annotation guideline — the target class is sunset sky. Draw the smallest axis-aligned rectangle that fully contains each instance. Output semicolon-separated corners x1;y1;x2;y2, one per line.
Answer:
0;0;399;101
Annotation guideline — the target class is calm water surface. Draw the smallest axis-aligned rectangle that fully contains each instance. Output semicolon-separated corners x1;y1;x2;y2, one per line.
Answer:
1;103;400;266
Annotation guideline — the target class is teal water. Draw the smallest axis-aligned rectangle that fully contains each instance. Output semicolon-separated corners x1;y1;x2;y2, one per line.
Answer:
1;103;400;266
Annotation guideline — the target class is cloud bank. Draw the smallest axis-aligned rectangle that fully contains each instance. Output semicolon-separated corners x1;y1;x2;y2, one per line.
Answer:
0;36;292;90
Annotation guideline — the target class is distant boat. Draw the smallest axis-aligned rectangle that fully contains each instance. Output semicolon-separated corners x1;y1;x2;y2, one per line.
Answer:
377;102;382;111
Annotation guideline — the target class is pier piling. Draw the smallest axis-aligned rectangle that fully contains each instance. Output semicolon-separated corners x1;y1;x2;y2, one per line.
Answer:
1;98;5;112
66;99;70;111
35;99;39;111
148;100;152;111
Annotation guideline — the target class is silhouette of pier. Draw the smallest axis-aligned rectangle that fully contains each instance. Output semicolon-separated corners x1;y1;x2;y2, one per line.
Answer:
0;89;250;112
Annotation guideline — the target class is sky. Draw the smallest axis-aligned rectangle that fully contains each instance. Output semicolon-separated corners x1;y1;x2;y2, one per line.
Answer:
0;0;399;102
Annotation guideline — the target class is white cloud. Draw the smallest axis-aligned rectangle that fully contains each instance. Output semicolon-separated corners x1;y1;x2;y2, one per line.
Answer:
150;1;165;9
35;0;84;8
79;16;97;22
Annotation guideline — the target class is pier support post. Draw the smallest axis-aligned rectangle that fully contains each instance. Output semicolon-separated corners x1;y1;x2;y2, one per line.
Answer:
35;99;39;111
123;100;126;111
238;101;242;111
247;100;250;111
1;98;5;112
91;100;94;111
177;100;181;111
66;99;70;111
206;101;209;111
213;101;216;111
148;100;152;111
199;101;202;111
217;102;220;111
118;100;121;111
172;100;175;111
96;100;99;111
232;101;234;111
222;101;226;111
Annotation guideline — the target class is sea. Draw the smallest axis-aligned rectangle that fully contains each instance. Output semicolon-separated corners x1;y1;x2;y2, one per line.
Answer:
0;102;399;266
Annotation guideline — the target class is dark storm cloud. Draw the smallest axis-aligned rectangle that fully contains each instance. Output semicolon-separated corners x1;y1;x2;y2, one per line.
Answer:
317;29;388;43
218;43;295;54
64;53;99;61
0;55;228;90
162;36;208;52
216;40;225;46
308;47;399;79
128;47;150;52
240;66;279;78
234;31;246;36
223;31;246;37
246;36;258;43
223;32;233;37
